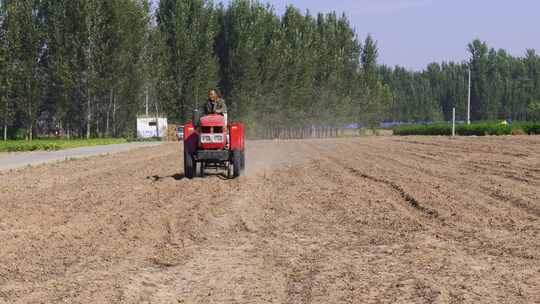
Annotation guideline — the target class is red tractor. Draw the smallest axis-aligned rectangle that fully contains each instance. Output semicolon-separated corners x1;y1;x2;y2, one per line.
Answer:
183;112;245;179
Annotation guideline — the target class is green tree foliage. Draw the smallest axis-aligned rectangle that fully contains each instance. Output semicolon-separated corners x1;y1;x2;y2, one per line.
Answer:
468;39;489;120
42;0;149;139
3;0;44;140
214;1;275;127
157;0;365;135
210;2;365;133
0;0;149;140
156;0;218;123
362;34;378;89
360;34;392;128
380;39;540;123
528;101;540;122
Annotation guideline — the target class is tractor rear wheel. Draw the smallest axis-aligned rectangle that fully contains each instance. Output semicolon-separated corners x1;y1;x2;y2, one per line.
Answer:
184;151;195;179
233;150;242;178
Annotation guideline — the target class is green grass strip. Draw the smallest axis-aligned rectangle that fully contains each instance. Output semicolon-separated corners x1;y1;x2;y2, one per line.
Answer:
0;138;128;152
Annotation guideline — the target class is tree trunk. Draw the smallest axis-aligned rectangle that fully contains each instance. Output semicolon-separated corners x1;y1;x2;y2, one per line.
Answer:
29;120;33;141
96;114;100;138
86;94;91;139
3;100;7;141
154;97;160;138
112;96;117;137
106;88;113;137
28;98;33;141
178;84;185;122
105;110;110;137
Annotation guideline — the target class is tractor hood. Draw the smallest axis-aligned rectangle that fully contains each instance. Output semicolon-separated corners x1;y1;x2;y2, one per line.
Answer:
200;114;225;127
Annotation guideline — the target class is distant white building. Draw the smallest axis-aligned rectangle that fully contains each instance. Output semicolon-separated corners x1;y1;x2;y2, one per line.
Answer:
137;116;168;138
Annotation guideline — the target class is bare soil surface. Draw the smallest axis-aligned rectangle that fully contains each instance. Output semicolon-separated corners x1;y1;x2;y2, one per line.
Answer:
1;136;539;303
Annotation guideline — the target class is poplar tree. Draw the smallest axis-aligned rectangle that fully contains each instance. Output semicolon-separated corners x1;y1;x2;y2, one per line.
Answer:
0;0;9;140
156;0;218;122
7;0;44;140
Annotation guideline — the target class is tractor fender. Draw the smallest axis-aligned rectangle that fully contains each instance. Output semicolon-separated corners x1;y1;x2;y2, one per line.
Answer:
183;123;198;155
229;122;245;151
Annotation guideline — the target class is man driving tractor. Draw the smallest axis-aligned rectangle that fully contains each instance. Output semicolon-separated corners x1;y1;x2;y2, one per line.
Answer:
205;89;227;115
204;89;227;126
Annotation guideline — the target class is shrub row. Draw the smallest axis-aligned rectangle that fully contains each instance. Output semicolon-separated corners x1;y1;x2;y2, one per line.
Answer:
393;122;513;136
513;122;540;135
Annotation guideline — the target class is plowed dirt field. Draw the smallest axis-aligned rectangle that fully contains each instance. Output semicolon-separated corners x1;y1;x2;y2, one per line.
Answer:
1;136;539;303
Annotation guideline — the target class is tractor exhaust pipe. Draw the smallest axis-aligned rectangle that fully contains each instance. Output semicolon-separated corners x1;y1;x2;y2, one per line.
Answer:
193;109;201;128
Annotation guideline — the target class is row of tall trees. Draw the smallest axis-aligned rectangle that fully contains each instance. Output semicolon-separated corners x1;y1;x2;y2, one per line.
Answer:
0;0;150;140
380;39;540;123
155;0;384;134
1;0;539;140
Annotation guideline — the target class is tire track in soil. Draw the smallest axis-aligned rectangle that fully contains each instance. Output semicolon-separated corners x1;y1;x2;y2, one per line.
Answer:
345;166;439;218
312;140;443;223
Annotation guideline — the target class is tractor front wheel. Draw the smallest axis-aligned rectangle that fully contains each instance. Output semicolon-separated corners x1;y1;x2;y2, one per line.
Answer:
184;151;195;179
199;162;205;177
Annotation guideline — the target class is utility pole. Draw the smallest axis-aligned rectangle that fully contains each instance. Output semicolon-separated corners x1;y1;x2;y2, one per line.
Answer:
467;67;471;125
452;107;456;136
154;97;160;138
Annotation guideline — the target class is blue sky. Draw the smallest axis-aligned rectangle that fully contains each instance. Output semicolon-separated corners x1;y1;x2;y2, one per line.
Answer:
155;0;540;70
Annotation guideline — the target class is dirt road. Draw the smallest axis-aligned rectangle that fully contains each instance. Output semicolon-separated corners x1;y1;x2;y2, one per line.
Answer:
0;142;163;171
1;137;539;303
